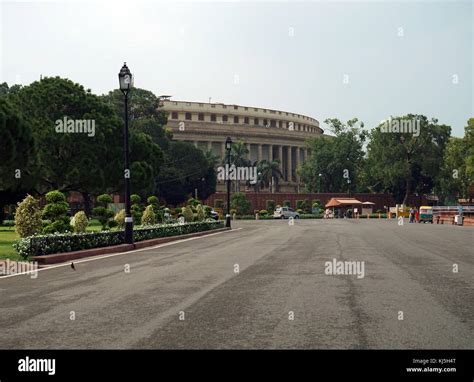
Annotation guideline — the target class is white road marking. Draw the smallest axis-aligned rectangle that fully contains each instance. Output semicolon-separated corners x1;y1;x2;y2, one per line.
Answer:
0;228;243;279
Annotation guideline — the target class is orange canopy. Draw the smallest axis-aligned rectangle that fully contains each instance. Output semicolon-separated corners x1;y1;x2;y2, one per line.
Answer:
325;198;363;208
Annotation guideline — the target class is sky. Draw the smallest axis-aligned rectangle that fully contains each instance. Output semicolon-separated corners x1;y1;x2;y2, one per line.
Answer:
1;0;472;137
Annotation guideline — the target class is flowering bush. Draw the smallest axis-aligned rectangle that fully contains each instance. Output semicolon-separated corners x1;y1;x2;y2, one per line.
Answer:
182;206;194;222
14;221;224;258
71;211;89;233
141;205;156;225
114;209;126;228
14;194;43;238
195;204;205;221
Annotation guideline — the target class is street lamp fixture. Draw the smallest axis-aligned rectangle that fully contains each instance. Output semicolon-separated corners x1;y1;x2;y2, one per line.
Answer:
225;136;233;228
118;62;134;244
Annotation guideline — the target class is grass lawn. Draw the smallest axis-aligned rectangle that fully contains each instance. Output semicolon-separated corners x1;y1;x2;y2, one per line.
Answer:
0;227;22;261
86;219;102;232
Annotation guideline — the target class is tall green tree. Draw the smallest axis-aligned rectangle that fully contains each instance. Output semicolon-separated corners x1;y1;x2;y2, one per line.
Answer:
0;98;36;220
299;118;367;193
365;115;451;204
434;118;474;203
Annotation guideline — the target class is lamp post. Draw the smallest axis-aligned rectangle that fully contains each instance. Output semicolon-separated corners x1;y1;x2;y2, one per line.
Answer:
225;136;233;228
118;63;133;244
318;173;322;193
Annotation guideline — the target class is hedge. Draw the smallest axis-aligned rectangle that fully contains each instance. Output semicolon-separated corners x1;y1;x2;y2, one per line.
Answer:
300;214;323;219
14;221;224;258
358;213;387;219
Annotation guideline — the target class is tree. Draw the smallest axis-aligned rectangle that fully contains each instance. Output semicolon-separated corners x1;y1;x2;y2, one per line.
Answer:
7;77;164;213
227;141;251;192
299;118;367;193
257;159;283;192
7;77;123;208
365;115;450;204
157;141;214;206
0;98;36;220
434;118;474;203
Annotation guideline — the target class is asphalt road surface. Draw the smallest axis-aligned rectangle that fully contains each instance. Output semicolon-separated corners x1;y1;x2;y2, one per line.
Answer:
0;220;472;349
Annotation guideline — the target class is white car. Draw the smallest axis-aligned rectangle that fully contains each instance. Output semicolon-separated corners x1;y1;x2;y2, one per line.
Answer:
273;207;300;219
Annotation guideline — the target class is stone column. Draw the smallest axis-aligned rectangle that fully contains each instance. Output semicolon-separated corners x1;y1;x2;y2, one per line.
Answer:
207;141;212;151
194;141;199;148
278;145;284;180
287;146;293;182
295;147;301;175
258;144;263;162
247;143;251;160
269;144;273;162
221;142;225;159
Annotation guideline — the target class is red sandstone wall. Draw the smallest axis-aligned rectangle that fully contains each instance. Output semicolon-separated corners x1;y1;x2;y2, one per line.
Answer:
203;192;428;212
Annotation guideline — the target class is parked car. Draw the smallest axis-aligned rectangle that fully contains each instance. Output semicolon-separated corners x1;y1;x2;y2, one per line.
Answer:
273;207;300;219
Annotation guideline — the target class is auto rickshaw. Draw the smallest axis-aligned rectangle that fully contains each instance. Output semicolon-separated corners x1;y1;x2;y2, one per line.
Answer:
418;206;433;223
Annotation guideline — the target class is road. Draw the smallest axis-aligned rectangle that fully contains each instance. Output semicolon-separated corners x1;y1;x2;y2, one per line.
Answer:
0;219;472;349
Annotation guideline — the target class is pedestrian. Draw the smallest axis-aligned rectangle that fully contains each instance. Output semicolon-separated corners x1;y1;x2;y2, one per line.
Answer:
409;207;415;223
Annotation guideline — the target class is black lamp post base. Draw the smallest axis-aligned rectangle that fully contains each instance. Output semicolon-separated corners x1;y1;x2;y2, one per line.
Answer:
124;222;134;244
225;214;231;228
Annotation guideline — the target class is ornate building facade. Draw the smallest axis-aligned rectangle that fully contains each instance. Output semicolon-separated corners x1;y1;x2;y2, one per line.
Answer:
162;100;323;192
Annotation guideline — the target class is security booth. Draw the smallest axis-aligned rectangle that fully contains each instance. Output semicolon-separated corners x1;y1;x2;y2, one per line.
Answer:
361;201;375;215
325;198;363;218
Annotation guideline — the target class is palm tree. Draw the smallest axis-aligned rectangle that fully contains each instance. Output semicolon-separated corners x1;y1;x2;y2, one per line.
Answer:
226;141;250;192
257;159;283;193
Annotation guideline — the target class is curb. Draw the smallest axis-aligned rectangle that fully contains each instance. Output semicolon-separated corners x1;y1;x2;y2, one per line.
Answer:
33;227;231;265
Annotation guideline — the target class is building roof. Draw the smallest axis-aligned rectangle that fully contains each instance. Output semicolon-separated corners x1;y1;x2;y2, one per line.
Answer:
362;201;375;205
325;198;363;208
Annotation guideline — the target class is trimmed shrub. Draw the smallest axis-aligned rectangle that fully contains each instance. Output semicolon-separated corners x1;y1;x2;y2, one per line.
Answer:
141;205;157;225
203;205;212;218
182;205;194;222
266;200;276;212
196;204;206;221
296;209;304;214
283;200;291;207
42;190;70;234
114;209;125;228
97;194;113;205
230;192;251;216
259;210;269;216
71;211;89;233
130;194;141;205
93;194;115;230
14;195;43;238
14;221;224;258
147;195;159;206
300;214;324;219
187;198;201;208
